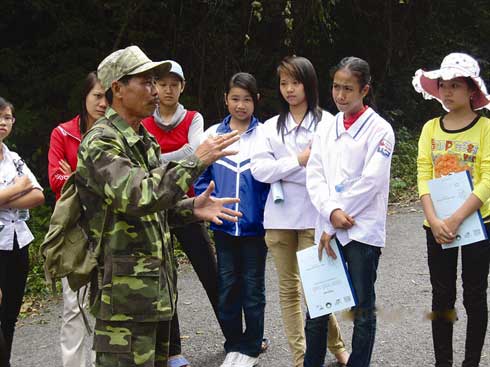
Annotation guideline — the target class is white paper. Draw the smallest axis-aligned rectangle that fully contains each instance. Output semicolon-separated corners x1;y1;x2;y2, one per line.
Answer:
271;181;284;203
297;240;356;318
428;171;488;249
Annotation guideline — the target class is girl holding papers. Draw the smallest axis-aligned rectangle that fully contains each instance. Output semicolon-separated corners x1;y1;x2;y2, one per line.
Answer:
306;56;395;367
251;56;348;367
414;53;490;366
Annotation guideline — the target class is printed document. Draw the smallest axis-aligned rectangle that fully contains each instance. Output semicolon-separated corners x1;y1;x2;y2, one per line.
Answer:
297;240;356;318
428;171;487;249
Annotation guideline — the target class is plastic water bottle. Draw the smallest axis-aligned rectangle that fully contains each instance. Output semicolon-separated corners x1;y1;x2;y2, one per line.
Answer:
13;159;30;222
335;176;361;193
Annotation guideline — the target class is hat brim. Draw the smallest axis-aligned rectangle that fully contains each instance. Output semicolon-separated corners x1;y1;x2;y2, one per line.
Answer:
127;60;171;77
413;68;490;110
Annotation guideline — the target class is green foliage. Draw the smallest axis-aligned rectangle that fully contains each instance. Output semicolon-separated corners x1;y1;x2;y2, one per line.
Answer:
26;204;53;296
390;126;419;203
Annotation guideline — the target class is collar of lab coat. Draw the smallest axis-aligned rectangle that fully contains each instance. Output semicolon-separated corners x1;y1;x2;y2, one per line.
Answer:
284;111;317;135
335;107;376;140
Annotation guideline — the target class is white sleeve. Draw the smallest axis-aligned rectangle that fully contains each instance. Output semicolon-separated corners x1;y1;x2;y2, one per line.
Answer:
24;163;43;191
306;131;336;235
187;112;204;149
200;124;218;143
160;145;195;163
332;127;395;219
160;113;205;163
10;152;43;191
251;124;304;184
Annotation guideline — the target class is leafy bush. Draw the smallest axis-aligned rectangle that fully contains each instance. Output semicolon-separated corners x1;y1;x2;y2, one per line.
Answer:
390;126;419;203
26;204;52;296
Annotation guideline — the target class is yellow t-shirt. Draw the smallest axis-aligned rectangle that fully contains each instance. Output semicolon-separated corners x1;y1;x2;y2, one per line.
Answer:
417;115;490;222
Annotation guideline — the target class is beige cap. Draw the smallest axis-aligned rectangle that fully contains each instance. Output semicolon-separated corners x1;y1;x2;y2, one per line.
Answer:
97;45;171;91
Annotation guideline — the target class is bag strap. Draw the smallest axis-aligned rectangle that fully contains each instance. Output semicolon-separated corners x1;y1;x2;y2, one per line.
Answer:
77;286;92;334
76;204;110;335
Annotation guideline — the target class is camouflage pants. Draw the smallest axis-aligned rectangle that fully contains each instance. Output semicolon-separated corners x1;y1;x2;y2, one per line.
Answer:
93;319;171;367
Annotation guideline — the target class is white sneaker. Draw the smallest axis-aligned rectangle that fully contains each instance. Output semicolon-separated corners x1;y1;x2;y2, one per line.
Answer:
220;352;240;367
233;353;258;367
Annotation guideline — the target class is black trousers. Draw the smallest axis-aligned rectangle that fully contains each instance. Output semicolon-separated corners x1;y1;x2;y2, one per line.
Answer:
0;326;7;367
426;223;490;367
169;222;220;356
0;237;29;366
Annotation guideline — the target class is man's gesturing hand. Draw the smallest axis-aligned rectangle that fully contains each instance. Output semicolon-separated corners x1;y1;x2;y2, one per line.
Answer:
195;131;240;165
194;181;242;225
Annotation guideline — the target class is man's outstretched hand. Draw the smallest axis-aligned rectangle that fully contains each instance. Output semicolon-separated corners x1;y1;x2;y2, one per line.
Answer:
195;131;240;165
194;181;242;225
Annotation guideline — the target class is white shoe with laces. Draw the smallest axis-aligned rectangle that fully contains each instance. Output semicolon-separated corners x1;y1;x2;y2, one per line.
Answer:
233;353;258;367
220;352;240;367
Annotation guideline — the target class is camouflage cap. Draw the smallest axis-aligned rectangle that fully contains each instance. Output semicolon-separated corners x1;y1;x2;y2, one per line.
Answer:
97;45;171;91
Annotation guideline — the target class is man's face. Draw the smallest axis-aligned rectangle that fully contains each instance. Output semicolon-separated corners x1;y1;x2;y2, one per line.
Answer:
117;71;159;120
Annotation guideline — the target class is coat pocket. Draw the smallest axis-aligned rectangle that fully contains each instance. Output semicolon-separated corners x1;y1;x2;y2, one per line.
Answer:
93;321;132;353
111;255;162;316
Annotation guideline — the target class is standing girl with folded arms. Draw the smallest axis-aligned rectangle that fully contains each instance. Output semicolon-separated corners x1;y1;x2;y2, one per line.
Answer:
306;57;395;367
413;53;490;367
195;72;269;367
251;56;349;367
0;96;45;367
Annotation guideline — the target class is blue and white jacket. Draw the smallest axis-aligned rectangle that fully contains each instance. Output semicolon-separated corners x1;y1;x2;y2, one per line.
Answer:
195;115;269;237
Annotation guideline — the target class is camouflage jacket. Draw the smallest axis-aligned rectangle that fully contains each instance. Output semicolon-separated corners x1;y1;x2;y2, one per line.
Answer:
75;107;205;322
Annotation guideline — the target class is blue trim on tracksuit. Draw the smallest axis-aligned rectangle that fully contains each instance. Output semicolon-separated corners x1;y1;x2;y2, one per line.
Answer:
195;115;269;237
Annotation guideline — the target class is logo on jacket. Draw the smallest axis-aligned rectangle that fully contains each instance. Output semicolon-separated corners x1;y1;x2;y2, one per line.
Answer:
377;138;393;158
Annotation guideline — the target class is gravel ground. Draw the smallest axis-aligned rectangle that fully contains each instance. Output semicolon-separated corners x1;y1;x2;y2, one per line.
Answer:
10;206;490;366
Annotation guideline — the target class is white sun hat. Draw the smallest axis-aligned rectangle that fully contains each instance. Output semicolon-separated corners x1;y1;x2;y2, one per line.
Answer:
412;53;490;110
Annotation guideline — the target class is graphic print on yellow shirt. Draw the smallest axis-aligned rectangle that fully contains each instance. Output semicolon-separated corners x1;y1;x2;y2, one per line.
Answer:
432;139;478;178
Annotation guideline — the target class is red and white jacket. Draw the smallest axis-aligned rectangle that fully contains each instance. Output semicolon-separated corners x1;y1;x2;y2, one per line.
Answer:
142;111;197;197
48;115;81;200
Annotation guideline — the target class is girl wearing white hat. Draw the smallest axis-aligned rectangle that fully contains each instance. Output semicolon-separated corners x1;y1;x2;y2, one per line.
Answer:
414;53;490;366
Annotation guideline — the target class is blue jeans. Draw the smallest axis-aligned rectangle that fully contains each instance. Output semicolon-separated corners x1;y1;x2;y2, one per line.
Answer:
213;230;267;357
304;240;380;367
343;240;380;367
304;313;329;367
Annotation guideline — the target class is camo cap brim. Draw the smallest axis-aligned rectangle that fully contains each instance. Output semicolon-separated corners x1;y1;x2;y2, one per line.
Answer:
97;45;171;92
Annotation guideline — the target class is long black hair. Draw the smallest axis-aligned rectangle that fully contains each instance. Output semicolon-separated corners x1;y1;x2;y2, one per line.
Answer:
79;71;99;134
330;56;376;108
276;56;322;138
0;96;14;114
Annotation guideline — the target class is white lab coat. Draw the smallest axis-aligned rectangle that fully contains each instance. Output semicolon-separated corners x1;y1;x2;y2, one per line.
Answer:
306;107;395;247
251;111;334;229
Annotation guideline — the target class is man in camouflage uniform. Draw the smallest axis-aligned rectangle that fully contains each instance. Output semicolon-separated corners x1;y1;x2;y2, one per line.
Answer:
75;45;240;367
